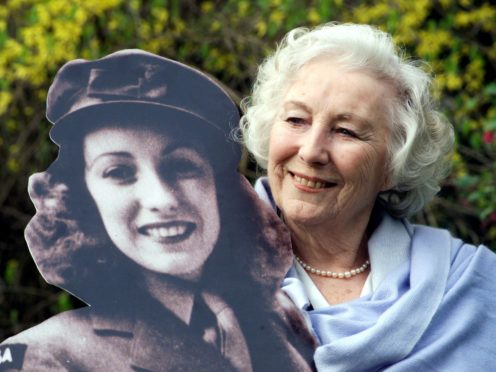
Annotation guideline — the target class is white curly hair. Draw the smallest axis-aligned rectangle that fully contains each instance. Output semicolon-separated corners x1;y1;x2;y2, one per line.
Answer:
240;23;454;217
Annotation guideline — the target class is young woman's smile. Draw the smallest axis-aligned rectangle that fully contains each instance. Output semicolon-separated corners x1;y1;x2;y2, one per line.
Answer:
137;221;195;243
84;123;220;280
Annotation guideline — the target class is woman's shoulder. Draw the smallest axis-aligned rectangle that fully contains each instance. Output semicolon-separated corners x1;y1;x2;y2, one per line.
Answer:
0;307;93;371
409;221;494;257
4;306;94;343
409;221;496;291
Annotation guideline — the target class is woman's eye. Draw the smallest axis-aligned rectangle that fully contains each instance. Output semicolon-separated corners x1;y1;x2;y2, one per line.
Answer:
103;165;136;182
163;159;203;180
286;117;306;125
335;127;357;138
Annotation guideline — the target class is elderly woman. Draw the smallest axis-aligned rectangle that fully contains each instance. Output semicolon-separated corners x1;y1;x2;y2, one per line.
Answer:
241;23;496;370
0;50;316;371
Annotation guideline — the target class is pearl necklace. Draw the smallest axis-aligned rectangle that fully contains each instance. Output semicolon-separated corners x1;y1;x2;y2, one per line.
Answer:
294;255;370;279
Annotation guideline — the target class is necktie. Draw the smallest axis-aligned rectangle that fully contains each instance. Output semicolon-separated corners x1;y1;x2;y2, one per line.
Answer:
193;292;253;372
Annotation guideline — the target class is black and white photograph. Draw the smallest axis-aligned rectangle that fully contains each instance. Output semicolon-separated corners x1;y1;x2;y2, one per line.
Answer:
0;50;316;371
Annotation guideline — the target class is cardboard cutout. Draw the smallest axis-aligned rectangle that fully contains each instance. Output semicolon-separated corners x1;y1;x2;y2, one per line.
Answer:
0;50;316;371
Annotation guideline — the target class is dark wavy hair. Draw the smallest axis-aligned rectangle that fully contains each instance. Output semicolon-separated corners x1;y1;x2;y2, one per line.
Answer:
26;107;293;308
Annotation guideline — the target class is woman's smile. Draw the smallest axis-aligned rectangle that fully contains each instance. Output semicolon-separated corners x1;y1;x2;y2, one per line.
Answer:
288;170;337;191
137;221;196;243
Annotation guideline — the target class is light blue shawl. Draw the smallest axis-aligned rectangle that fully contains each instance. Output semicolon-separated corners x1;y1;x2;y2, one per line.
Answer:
255;178;496;371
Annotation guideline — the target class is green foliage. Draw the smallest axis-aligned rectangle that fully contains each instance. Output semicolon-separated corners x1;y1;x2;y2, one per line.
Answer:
54;292;73;313
4;260;19;285
1;0;495;339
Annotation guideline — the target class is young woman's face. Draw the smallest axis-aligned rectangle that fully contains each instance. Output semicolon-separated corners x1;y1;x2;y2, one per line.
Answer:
83;123;220;280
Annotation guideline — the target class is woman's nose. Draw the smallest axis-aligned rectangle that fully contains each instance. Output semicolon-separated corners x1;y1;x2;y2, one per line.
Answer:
137;170;179;213
298;126;330;165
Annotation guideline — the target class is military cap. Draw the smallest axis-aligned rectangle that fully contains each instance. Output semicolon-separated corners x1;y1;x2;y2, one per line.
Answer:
47;49;240;152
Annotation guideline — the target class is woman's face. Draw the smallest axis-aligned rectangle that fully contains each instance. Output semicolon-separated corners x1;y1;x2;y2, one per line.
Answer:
83;123;220;280
268;58;393;228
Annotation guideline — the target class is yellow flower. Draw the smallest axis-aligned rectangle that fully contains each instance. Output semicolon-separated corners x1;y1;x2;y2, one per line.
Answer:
489;226;496;240
439;0;453;9
7;158;19;173
210;20;222;32
452;151;462;164
152;7;168;23
465;59;484;92
456;168;467;179
270;9;285;26
7;120;17;133
307;8;320;24
0;5;8;18
47;0;71;15
0;91;11;116
256;20;267;37
238;1;249;17
7;0;28;11
446;74;462;91
139;22;151;39
352;3;390;24
201;1;214;13
108;18;119;31
35;3;51;26
74;7;87;23
173;19;185;33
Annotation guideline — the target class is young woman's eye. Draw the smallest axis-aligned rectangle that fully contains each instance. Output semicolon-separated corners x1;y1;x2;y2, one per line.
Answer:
162;159;203;180
103;165;136;182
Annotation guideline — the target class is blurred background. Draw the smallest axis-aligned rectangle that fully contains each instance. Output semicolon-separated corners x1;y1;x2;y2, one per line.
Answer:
1;0;495;340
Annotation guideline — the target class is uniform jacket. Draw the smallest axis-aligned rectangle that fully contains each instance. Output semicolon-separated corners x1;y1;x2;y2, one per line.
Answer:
1;289;314;371
1;292;238;371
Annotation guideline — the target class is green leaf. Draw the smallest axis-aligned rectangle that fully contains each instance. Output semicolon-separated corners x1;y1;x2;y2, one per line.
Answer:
318;0;334;21
4;259;19;285
484;83;496;96
467;191;481;203
465;98;478;110
56;292;73;312
9;309;18;323
484;118;496;131
455;174;479;188
469;133;482;150
481;206;495;220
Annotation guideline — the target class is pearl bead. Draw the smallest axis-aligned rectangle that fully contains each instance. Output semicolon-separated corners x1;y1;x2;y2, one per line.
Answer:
294;255;370;279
